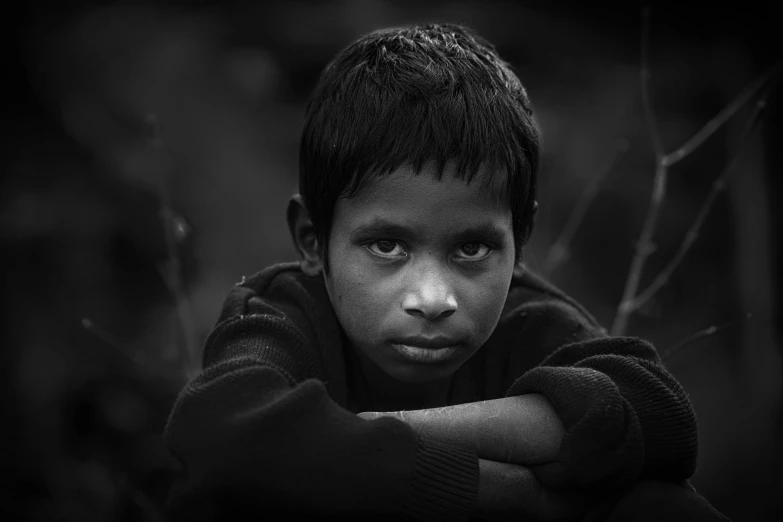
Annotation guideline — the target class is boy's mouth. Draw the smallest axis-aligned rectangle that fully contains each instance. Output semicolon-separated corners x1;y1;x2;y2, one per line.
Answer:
389;336;462;364
392;335;461;349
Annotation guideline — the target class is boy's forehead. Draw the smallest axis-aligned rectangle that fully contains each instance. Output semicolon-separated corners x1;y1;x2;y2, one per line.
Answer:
344;162;510;208
332;164;513;234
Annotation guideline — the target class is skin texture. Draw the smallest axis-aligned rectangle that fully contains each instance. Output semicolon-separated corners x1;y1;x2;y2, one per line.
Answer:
357;395;565;466
291;163;517;409
359;400;586;520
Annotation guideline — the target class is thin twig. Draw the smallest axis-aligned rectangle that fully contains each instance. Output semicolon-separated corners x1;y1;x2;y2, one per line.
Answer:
628;93;771;313
127;490;168;522
145;113;200;380
544;139;628;276
611;161;667;335
660;313;753;361
664;61;783;166
116;473;169;522
610;6;668;336
640;6;665;160
157;206;198;372
610;7;780;335
82;318;155;372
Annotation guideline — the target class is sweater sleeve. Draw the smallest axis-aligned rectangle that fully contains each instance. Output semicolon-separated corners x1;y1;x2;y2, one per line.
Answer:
163;283;479;520
504;302;698;490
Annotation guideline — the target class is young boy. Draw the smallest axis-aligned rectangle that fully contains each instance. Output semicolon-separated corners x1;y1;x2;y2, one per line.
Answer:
163;23;729;521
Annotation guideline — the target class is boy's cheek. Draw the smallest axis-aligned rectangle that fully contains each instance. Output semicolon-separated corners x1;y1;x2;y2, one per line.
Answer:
333;263;398;300
326;268;392;330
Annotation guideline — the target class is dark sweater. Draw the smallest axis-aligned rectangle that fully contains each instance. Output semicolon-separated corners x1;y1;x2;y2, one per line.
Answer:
163;262;698;520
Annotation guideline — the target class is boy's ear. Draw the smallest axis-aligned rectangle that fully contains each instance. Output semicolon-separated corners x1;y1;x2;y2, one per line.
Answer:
525;200;538;244
287;194;324;276
513;200;538;279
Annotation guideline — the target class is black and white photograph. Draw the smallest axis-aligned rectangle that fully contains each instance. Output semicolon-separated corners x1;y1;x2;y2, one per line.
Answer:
3;2;781;521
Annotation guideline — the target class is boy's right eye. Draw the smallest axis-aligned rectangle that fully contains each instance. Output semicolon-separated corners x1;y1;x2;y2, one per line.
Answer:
366;239;407;258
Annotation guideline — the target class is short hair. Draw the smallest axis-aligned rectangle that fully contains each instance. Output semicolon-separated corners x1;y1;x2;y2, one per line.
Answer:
299;23;540;264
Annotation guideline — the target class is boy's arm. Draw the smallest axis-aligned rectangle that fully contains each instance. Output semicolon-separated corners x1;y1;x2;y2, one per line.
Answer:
163;271;481;521
165;358;478;520
358;394;564;466
362;306;698;491
362;337;697;490
472;458;586;522
360;397;587;521
505;334;698;488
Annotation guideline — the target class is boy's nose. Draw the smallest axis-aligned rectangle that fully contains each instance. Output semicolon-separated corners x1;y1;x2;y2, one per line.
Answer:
402;264;458;320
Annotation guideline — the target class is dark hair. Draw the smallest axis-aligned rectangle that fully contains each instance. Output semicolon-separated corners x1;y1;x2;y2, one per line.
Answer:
299;23;540;265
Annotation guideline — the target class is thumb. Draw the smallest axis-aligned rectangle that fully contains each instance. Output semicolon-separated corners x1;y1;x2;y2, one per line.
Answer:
532;461;573;488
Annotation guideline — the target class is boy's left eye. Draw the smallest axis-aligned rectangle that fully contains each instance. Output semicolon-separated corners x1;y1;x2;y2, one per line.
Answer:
454;242;491;260
366;239;407;257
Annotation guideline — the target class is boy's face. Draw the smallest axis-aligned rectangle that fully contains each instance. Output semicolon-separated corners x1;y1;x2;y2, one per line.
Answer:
323;165;516;384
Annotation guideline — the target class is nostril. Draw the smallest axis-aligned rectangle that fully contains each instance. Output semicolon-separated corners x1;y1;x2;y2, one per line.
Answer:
405;308;426;318
404;304;457;320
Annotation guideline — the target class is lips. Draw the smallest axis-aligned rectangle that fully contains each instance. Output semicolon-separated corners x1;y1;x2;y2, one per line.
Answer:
391;335;461;349
388;335;463;364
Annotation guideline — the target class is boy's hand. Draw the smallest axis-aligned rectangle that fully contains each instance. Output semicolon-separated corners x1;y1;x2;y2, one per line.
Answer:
531;461;575;489
474;459;586;521
359;407;588;520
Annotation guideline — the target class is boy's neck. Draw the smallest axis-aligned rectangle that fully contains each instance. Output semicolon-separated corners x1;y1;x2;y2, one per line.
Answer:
352;347;452;412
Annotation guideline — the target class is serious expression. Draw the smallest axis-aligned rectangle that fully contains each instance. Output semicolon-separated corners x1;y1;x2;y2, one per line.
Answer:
323;164;516;383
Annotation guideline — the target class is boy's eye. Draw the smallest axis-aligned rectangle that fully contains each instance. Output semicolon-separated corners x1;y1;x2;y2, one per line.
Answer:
367;239;407;257
454;242;491;260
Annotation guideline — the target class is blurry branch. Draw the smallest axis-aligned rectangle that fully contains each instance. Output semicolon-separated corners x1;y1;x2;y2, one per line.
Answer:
544;139;628;277
612;8;667;335
610;6;782;336
639;7;665;161
146;113;200;382
660;313;753;361
81;318;158;375
116;473;168;522
81;117;200;386
629;95;770;312
664;64;781;166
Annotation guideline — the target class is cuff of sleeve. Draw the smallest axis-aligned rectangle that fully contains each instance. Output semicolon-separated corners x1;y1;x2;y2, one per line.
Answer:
402;436;479;521
508;366;645;488
603;357;698;478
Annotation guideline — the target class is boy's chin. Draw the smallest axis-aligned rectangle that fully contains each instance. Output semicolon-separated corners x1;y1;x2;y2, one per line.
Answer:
380;358;462;384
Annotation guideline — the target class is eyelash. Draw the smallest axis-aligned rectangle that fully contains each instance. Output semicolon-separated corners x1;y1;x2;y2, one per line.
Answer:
364;240;493;261
366;239;407;258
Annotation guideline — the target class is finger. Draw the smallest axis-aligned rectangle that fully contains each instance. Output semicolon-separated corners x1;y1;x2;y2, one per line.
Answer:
532;461;573;488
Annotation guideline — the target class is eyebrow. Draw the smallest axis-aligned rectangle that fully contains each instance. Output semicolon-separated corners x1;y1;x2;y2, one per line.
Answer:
351;218;509;244
452;225;509;245
351;219;416;239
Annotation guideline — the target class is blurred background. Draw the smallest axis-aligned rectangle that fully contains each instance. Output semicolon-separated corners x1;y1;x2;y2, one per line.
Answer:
3;2;781;521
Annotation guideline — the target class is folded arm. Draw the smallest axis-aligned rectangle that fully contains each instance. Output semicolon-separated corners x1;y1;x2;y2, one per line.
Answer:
508;336;698;488
360;336;698;493
359;395;588;520
358;394;564;466
165;357;479;520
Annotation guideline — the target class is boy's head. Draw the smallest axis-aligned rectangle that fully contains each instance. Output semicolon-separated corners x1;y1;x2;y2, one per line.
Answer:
289;23;540;386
